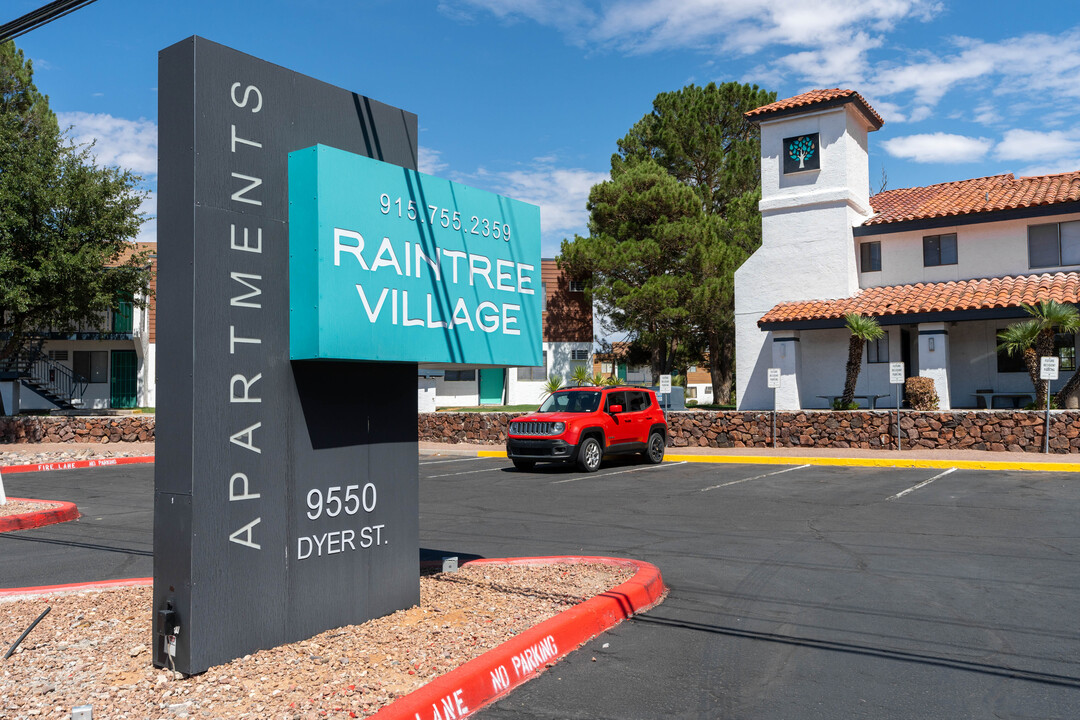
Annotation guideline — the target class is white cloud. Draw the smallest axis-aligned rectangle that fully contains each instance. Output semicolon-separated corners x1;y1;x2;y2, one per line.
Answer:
881;133;992;163
57;112;157;177
865;29;1080;121
1014;159;1080;177
418;146;448;175
462;160;607;255
995;129;1080;162
135;191;156;245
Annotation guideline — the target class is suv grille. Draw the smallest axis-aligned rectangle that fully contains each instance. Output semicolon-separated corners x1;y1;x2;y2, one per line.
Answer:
511;421;557;436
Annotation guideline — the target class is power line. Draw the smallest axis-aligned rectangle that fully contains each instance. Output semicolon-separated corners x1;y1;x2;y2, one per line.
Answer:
0;0;100;44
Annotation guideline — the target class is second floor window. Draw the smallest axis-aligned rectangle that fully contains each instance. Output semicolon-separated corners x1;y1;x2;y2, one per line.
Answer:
923;233;957;266
1029;220;1080;268
568;280;586;293
571;349;589;362
860;241;881;272
1057;333;1076;372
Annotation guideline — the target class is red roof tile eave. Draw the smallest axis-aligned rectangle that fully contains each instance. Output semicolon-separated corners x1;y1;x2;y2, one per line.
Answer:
758;272;1080;326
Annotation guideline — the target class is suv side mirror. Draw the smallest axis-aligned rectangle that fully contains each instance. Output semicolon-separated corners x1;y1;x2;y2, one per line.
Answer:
608;404;623;414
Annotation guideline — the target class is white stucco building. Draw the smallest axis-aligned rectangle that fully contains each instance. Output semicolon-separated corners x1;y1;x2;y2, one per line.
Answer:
736;89;1080;411
420;258;593;409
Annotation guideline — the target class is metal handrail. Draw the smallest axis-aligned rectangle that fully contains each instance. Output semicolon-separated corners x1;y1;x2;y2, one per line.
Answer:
28;354;88;405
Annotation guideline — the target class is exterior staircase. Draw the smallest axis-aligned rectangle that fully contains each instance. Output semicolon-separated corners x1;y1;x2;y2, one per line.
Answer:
0;337;87;411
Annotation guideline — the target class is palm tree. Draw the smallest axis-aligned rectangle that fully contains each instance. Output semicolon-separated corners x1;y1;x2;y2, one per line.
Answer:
840;313;884;408
998;301;1080;407
997;319;1043;406
542;375;564;396
570;365;592;387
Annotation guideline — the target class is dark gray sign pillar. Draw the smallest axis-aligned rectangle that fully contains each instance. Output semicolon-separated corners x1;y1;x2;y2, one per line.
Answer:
155;37;420;675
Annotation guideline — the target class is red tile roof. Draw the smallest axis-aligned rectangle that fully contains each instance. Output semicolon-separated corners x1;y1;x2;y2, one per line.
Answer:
866;172;1080;226
745;89;884;129
759;272;1080;325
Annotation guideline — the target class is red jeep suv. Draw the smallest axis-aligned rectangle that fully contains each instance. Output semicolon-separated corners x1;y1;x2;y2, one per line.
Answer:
506;386;668;472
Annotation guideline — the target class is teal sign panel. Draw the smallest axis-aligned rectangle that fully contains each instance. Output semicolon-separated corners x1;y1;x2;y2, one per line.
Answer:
290;146;542;365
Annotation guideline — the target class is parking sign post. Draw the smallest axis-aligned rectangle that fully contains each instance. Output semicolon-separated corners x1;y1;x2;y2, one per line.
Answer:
659;374;672;412
889;362;905;451
1040;357;1059;454
767;368;781;448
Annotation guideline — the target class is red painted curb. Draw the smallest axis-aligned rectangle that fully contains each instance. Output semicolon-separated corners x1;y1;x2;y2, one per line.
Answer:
0;455;155;475
0;498;80;533
369;556;666;720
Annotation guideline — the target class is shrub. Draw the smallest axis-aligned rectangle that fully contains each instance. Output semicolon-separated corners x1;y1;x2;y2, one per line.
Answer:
686;399;698;407
831;399;859;410
905;376;939;410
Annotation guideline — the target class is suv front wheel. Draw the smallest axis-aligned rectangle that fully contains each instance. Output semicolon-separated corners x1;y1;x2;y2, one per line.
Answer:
576;437;603;473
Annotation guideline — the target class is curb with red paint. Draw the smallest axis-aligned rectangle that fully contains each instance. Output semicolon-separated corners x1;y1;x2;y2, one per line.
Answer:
371;556;665;720
0;556;666;718
0;497;80;533
0;455;155;475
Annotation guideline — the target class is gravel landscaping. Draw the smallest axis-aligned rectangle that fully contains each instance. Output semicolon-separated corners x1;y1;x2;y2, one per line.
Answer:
1;562;633;719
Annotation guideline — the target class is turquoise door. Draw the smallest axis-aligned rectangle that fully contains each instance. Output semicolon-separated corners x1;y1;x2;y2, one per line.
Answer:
110;350;138;408
478;368;505;405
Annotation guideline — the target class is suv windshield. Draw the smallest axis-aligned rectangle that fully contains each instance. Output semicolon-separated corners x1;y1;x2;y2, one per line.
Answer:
538;390;602;413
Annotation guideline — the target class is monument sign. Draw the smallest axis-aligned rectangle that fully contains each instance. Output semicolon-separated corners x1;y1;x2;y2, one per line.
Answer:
155;37;539;674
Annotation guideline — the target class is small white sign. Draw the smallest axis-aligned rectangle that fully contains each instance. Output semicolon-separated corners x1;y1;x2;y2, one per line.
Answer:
1040;356;1059;381
889;362;905;385
659;375;672;394
767;368;781;389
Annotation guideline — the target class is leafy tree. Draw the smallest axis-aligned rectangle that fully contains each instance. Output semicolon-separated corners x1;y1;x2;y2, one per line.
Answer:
840;314;884;408
564;81;775;399
0;41;151;413
559;160;703;377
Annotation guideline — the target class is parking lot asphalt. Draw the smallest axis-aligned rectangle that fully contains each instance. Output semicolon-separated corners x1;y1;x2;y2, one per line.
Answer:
3;455;1079;718
417;454;1080;719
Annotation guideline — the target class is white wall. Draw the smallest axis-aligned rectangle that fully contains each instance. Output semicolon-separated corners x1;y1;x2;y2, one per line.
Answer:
736;102;877;409
858;211;1080;289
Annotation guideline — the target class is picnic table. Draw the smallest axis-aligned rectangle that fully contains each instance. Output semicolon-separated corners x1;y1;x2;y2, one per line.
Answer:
972;391;1033;409
817;394;891;409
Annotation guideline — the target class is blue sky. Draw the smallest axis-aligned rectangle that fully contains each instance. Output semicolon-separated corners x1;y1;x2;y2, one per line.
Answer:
8;0;1080;255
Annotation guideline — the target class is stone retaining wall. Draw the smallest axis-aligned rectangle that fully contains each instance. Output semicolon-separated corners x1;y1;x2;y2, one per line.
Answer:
420;410;1080;454
0;415;155;444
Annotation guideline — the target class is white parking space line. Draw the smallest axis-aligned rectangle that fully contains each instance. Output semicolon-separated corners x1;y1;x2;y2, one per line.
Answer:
699;464;810;492
419;457;497;466
550;461;687;485
887;467;956;500
425;466;506;479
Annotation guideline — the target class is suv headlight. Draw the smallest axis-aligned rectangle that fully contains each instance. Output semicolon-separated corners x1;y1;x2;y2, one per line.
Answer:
552;422;565;434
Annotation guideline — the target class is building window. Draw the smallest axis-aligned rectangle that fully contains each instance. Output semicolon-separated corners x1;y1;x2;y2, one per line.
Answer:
996;343;1026;373
444;369;476;382
600;361;613;374
73;350;108;383
518;352;547;381
867;333;889;363
1057;333;1076;372
860;241;881;272
687;365;697;373
703;385;713;396
923;233;957;266
541;281;547;311
1029;220;1080;268
48;350;69;362
686;387;697;399
568;280;586;293
571;349;589;362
